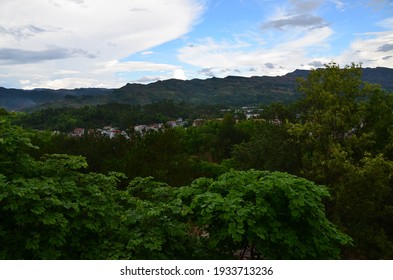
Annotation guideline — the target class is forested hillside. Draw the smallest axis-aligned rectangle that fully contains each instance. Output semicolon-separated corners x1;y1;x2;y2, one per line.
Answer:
12;101;223;131
1;67;393;112
1;63;393;259
0;87;112;111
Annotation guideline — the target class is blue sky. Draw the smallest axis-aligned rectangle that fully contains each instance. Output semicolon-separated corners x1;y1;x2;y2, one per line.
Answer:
0;0;392;89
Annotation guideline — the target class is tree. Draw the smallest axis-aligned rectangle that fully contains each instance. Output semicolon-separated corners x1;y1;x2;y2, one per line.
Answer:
1;117;122;259
0;114;38;179
288;62;369;182
179;170;352;259
0;114;197;259
0;112;353;259
330;153;393;259
232;121;301;174
362;89;393;156
287;62;393;259
118;177;206;259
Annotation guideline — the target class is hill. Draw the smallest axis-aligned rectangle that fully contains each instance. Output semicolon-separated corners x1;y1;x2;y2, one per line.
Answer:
0;87;113;111
1;67;393;111
112;74;299;106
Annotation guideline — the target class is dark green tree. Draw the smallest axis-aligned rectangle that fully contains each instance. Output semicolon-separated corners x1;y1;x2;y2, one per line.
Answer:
0;114;198;259
232;121;301;173
287;62;393;259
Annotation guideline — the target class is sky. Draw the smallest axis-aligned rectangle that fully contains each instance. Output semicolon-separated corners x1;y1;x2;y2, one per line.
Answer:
0;0;392;89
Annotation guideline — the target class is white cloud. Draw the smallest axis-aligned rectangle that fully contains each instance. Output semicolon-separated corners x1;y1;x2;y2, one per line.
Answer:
173;69;187;80
329;0;346;11
279;25;333;49
19;80;31;85
178;0;392;80
178;24;334;78
22;77;118;90
95;60;179;74
337;30;393;67
378;17;393;29
140;51;154;56
0;0;205;88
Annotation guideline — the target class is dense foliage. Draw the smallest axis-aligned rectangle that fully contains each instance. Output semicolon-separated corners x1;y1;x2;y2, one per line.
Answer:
1;110;350;259
182;170;351;259
14;101;222;131
2;63;393;259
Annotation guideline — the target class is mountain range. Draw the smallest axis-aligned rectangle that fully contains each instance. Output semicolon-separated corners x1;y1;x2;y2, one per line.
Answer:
1;67;393;112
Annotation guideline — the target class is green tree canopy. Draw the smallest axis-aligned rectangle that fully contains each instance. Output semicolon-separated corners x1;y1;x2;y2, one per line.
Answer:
179;170;352;259
286;62;393;259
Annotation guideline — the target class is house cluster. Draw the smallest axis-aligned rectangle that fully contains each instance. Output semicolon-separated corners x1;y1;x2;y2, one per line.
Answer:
97;126;129;139
221;106;263;119
70;126;129;139
70;127;85;137
166;118;188;128
134;118;189;134
69;106;266;139
70;118;192;138
134;123;163;134
238;106;263;119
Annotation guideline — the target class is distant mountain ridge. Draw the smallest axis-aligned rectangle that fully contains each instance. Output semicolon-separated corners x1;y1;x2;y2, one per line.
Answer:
0;87;113;111
1;67;393;111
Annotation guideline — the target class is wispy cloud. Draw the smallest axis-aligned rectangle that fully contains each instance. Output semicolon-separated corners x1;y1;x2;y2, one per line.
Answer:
262;0;328;30
140;51;154;56
95;60;179;74
0;47;96;64
308;60;324;67
288;0;324;12
378;43;393;52
262;14;328;30
178;25;334;78
367;0;393;11
66;0;84;4
178;0;334;78
0;25;60;40
337;30;393;66
329;0;346;11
